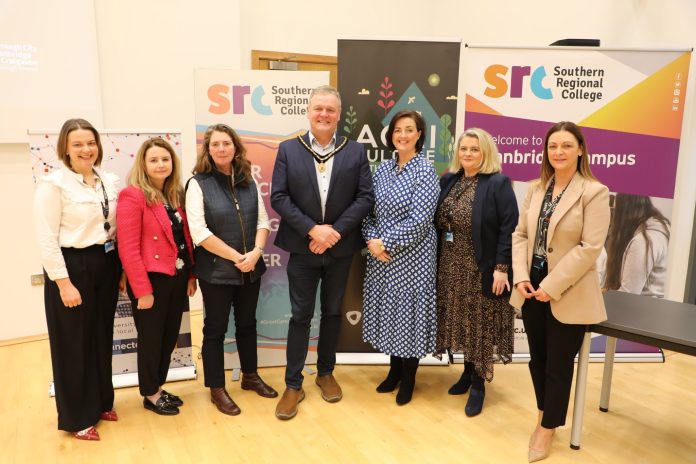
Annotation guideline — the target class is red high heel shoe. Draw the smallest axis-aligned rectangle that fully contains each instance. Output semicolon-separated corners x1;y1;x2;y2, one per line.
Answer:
100;410;118;421
72;426;100;441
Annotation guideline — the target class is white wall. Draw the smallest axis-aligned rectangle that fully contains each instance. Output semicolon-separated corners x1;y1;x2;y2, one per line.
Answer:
0;0;241;340
2;0;695;340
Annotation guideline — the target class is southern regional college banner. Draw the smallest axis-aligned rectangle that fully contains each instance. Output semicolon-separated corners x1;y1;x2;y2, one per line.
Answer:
337;38;461;355
193;69;329;369
462;46;691;359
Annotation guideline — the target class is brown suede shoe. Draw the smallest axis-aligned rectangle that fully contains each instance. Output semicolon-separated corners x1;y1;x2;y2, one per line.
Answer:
241;372;278;398
210;387;241;416
275;388;305;420
315;374;343;403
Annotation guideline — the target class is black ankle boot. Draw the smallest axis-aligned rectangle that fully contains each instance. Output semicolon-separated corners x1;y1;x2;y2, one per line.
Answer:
396;358;419;405
465;372;486;417
448;361;474;395
377;355;403;393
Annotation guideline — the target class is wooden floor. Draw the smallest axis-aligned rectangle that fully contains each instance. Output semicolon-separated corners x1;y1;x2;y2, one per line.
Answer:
1;312;695;463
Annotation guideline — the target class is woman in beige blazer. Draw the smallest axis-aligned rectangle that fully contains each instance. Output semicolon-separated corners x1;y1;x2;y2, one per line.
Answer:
510;121;610;462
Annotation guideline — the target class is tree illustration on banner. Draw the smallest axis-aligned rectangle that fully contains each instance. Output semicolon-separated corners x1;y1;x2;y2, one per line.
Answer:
377;76;395;115
438;113;454;171
343;105;358;136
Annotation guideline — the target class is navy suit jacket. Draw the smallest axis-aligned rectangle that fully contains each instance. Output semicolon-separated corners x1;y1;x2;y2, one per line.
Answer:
437;171;519;299
271;132;374;258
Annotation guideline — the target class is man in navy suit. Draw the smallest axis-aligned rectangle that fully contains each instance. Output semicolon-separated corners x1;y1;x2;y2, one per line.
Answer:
271;85;374;420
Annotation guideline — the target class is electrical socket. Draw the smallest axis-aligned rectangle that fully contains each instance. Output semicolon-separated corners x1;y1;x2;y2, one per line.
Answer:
30;274;45;286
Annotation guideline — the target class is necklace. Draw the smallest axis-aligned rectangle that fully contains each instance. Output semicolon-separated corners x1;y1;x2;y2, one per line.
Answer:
298;135;348;173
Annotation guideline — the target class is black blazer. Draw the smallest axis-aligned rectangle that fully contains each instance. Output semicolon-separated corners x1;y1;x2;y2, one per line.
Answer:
437;171;519;299
271;132;374;258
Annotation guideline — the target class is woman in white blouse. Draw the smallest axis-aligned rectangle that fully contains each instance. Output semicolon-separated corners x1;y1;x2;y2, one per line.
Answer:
34;118;121;441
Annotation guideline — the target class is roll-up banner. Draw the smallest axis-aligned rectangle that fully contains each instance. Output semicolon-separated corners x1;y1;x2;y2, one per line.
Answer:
462;46;691;361
29;130;196;392
193;70;329;370
336;38;461;363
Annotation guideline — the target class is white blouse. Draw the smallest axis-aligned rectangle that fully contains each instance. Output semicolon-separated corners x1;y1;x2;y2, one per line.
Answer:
34;167;119;280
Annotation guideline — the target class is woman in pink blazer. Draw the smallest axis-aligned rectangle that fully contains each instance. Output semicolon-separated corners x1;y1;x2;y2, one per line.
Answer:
510;122;610;462
117;138;196;416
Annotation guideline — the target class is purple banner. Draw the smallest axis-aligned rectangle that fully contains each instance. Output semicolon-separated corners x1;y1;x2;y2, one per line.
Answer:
465;112;680;199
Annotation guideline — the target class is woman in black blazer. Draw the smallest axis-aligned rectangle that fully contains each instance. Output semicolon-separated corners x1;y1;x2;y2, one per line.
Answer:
435;128;519;417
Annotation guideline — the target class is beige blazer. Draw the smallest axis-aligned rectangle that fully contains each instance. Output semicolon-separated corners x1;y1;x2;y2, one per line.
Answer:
510;172;610;324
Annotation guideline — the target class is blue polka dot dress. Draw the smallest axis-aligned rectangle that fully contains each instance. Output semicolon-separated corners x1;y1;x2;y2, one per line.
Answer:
361;154;439;358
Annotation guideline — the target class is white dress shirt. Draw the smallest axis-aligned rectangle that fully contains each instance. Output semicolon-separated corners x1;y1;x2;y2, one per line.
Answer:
34;166;119;280
308;131;337;220
186;177;270;246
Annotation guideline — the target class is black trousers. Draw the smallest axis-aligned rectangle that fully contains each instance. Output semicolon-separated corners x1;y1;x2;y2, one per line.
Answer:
127;271;188;396
44;245;120;432
522;266;586;428
199;278;261;387
284;253;352;389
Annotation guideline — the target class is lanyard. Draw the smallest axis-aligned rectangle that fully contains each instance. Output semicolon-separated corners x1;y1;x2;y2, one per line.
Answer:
540;178;568;223
444;175;477;231
94;173;111;233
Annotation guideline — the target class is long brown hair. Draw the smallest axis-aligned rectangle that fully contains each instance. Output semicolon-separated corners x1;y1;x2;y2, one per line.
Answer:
128;137;184;208
540;121;596;186
193;124;252;187
57;118;104;168
604;193;670;291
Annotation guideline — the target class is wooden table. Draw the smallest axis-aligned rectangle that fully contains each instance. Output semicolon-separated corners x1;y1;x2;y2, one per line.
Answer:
570;291;696;449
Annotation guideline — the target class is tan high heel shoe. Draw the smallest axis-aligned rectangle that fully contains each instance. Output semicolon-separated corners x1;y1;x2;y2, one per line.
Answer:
528;427;554;462
528;444;550;463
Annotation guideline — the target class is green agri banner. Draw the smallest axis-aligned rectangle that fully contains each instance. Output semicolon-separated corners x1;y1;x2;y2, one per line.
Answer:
336;38;461;355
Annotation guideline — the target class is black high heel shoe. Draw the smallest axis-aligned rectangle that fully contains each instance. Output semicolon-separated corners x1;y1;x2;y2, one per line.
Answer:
396;358;419;405
377;355;402;393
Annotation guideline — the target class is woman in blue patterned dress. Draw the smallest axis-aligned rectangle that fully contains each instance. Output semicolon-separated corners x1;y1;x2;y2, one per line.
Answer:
362;109;440;406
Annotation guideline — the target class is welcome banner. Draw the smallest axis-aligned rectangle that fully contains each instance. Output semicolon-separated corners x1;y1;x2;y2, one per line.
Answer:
193;69;329;368
462;46;691;359
30;130;196;388
337;38;461;355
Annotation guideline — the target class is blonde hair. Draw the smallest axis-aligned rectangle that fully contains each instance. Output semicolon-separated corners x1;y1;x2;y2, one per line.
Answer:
540;121;596;186
449;127;501;174
128;137;184;208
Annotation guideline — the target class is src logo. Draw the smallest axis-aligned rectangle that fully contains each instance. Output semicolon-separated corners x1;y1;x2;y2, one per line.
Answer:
484;64;552;100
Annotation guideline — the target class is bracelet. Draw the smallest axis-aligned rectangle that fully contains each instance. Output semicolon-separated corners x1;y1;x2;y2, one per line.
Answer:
254;246;264;253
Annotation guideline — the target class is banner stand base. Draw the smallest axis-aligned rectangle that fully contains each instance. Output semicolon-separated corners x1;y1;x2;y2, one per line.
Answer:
336;353;449;366
48;365;197;397
451;352;665;364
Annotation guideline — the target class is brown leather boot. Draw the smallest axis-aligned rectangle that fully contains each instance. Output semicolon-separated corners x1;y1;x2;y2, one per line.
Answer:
315;374;343;403
210;387;241;416
275;388;305;420
241;372;278;398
